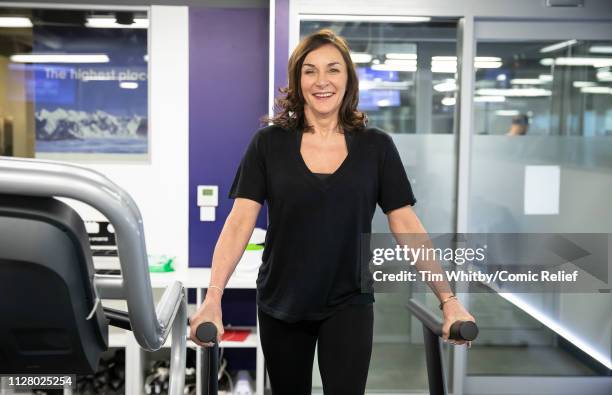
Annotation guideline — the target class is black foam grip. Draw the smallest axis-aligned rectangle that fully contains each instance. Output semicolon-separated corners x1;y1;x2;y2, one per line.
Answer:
449;321;479;341
195;322;218;343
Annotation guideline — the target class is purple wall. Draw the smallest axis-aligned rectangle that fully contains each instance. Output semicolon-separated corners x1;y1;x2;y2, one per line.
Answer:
189;7;269;268
274;0;289;99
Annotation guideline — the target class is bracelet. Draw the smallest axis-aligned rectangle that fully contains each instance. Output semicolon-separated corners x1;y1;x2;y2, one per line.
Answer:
208;285;224;295
439;295;457;310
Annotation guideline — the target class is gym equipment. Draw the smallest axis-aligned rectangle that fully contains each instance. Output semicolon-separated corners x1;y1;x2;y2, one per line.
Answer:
0;157;191;394
406;298;479;395
195;322;219;395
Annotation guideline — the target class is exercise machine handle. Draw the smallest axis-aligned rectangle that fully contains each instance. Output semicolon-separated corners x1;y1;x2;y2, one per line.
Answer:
449;320;478;341
195;322;218;343
195;322;218;395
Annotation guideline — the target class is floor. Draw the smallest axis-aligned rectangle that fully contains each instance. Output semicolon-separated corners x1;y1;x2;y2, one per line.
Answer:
311;341;599;393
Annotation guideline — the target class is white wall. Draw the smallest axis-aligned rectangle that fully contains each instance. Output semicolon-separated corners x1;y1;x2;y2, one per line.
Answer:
73;6;190;269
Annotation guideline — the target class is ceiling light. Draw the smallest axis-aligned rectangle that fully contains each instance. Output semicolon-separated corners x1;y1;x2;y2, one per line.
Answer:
589;45;612;54
474;96;506;103
431;66;457;73
350;52;372;63
539;74;553;82
475;61;502;69
572;81;596;88
441;97;456;106
384;59;416;66
0;16;32;28
371;63;416;72
540;39;578;53
433;79;457;92
86;17;149;29
540;57;612;67
580;86;612;94
377;99;392;107
476;88;552;97
431;57;457;73
10;53;110;63
386;53;417;60
510;78;545;85
496;74;507;81
496;110;520;116
596;69;612;81
475;56;502;62
359;80;411;91
430;57;502;69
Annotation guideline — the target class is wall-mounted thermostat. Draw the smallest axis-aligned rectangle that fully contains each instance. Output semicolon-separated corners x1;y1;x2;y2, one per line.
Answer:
197;185;219;221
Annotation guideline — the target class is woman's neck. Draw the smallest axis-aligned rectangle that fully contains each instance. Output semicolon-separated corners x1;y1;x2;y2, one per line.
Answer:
304;107;340;138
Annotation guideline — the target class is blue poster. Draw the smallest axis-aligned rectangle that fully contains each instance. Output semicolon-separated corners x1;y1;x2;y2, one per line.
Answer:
28;26;148;155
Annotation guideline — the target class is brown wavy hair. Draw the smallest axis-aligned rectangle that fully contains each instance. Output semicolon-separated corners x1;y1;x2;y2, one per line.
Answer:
263;28;367;133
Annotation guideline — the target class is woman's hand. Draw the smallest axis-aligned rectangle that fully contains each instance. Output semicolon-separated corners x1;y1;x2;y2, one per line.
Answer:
189;293;224;347
441;298;475;346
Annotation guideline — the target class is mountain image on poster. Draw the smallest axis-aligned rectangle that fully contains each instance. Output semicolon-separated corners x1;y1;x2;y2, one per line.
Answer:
35;108;148;154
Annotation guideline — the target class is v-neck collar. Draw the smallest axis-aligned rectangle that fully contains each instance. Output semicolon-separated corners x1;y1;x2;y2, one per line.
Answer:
295;129;355;190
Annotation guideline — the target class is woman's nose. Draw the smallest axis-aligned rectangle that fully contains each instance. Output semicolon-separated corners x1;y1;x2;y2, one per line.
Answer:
315;76;329;87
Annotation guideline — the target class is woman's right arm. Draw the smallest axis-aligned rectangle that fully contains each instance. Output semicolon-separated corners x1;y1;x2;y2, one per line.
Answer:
189;197;262;346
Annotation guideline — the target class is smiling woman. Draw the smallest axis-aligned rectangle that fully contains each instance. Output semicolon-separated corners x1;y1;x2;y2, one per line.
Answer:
189;28;475;395
266;28;366;134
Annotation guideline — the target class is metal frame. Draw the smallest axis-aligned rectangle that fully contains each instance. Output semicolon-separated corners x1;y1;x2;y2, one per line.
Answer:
406;299;449;395
0;156;187;395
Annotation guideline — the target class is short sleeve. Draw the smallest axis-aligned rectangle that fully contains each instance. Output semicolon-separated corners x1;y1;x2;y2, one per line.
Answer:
377;134;416;213
228;131;267;204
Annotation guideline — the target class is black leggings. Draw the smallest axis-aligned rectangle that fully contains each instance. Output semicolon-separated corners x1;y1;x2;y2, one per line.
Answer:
258;303;374;395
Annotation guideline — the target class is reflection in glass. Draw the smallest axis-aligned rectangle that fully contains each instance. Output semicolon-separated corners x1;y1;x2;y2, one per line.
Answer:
0;8;148;161
468;39;612;377
301;20;459;135
472;40;612;137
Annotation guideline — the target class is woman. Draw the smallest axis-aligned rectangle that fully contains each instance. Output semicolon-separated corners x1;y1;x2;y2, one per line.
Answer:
189;29;475;394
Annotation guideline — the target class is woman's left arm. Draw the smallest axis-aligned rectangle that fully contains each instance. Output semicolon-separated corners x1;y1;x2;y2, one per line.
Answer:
387;205;476;345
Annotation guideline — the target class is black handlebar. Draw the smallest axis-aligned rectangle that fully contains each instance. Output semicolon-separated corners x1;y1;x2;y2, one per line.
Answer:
406;298;478;395
406;299;479;341
195;322;218;343
194;322;219;395
449;320;478;341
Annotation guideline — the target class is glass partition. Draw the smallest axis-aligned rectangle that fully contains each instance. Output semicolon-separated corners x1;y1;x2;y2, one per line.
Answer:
0;7;148;162
468;37;612;376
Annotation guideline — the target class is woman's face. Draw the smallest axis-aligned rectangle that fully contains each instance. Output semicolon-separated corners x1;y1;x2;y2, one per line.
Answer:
300;44;348;121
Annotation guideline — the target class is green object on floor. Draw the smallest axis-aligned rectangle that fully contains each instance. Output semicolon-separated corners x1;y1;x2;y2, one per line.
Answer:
148;255;175;272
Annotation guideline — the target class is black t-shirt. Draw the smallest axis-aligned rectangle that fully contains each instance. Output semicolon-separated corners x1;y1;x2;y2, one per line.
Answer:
229;125;416;322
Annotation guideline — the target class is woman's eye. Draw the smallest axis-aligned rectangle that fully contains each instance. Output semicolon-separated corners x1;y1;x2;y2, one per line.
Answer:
329;69;339;73
304;70;314;74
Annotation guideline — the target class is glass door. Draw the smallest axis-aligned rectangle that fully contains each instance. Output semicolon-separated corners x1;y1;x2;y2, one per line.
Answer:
466;19;612;385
